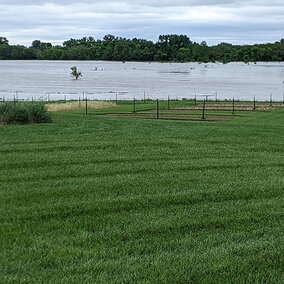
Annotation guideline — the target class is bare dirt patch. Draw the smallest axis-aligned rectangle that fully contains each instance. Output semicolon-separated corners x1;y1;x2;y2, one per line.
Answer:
105;112;233;120
173;103;283;111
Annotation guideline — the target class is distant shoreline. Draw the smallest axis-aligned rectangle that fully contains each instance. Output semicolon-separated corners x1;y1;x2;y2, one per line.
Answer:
1;35;283;63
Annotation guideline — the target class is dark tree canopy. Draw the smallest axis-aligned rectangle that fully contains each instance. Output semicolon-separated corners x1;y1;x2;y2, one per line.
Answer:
0;37;9;45
0;35;283;62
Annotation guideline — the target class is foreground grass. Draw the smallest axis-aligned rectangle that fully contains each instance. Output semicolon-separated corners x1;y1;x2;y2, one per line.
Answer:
0;108;283;283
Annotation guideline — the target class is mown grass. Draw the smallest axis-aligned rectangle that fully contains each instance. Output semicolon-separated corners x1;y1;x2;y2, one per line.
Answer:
71;99;283;117
0;106;283;283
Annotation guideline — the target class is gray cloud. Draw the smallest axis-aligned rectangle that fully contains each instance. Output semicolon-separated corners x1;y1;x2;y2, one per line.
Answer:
0;0;283;46
1;0;283;6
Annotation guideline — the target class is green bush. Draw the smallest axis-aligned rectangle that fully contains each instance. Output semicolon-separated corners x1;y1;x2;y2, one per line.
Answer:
28;104;52;123
0;103;29;124
0;103;52;125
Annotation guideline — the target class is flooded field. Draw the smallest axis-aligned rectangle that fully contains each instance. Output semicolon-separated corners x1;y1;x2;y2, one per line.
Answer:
0;60;283;101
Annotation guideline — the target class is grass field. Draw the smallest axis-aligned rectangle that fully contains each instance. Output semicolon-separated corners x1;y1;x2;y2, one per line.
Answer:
0;103;284;283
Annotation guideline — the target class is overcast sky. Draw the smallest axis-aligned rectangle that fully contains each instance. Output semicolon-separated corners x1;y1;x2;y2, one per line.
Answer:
0;0;283;46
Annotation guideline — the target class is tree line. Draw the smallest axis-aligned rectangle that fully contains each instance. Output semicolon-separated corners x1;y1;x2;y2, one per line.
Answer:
0;35;283;63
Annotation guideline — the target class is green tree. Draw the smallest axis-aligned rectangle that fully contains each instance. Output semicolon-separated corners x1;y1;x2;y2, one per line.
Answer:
31;40;52;50
70;66;82;80
0;37;9;45
0;35;283;63
0;44;10;59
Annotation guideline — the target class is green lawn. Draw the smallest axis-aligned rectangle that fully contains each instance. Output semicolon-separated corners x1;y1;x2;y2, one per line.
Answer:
0;107;283;283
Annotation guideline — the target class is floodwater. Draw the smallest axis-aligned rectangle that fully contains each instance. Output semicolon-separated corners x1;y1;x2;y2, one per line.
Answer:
0;60;283;101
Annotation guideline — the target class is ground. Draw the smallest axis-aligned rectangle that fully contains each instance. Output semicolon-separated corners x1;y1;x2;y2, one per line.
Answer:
0;105;283;283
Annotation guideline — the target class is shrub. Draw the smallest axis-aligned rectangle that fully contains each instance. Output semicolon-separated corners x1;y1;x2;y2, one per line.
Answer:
0;103;29;124
28;104;52;123
0;103;52;125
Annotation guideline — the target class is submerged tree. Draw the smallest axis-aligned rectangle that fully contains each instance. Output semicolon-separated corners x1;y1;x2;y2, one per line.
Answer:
70;66;82;80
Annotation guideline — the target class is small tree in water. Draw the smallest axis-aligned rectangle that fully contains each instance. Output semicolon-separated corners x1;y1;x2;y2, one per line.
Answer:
70;66;82;80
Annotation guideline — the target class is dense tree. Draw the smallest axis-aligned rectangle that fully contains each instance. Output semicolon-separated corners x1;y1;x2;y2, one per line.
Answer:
0;37;9;45
31;40;52;50
0;35;283;62
0;44;10;59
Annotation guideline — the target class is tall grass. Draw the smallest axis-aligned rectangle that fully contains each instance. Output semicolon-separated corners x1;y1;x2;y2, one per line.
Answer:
0;103;52;125
47;101;117;112
28;104;52;123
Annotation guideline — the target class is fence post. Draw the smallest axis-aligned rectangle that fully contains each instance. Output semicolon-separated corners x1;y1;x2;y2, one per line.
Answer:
202;99;206;120
85;97;88;115
168;96;170;110
157;99;159;119
253;96;256;110
133;97;136;113
270;93;272;107
215;92;218;103
232;98;235;114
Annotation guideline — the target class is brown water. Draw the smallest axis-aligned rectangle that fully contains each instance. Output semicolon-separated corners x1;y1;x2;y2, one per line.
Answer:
0;60;283;101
